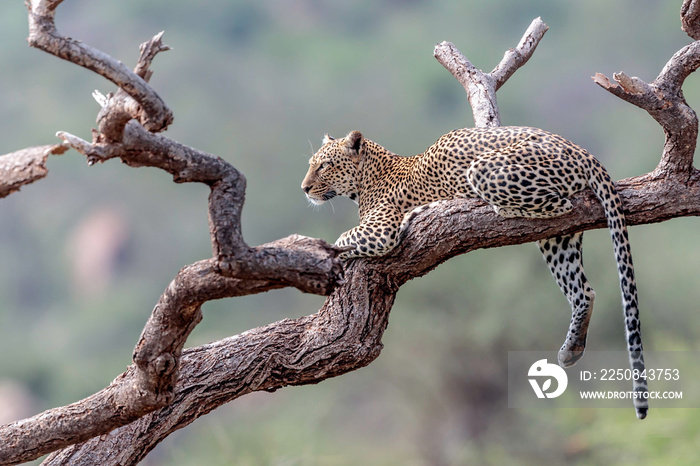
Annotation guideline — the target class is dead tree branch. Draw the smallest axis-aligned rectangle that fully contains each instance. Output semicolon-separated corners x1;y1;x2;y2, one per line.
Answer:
433;17;549;127
26;0;172;133
593;42;700;177
682;0;700;40
0;144;65;198
1;3;344;464
1;2;699;465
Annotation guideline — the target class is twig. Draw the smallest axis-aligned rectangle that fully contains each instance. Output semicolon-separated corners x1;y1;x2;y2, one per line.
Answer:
491;17;549;90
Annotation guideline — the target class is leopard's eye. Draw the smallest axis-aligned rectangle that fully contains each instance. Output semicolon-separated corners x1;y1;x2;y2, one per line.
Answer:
319;162;332;171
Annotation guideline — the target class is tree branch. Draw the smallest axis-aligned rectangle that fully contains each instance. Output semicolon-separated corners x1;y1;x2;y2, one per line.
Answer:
490;17;549;90
0;144;66;199
682;0;700;39
43;262;396;465
593;5;700;177
26;0;173;133
40;170;700;466
1;4;347;464
433;17;548;127
0;242;340;466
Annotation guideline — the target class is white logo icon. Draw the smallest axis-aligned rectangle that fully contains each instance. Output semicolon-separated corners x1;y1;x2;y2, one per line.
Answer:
528;359;568;399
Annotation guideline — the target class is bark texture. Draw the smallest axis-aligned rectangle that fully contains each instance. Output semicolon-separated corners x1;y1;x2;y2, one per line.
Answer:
0;144;66;199
0;1;699;465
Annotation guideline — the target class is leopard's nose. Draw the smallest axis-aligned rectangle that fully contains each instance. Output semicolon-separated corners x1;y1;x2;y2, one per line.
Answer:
302;185;311;194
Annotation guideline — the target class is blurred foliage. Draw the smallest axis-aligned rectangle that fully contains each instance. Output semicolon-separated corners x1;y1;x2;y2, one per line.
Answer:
1;0;699;465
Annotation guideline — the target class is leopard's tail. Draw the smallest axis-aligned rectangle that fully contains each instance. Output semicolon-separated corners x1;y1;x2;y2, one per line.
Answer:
587;158;648;419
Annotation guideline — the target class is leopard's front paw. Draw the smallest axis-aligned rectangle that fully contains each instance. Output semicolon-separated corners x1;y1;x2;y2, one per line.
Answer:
333;241;358;261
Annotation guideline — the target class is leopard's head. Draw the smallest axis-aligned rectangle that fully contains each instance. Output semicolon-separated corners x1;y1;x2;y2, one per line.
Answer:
301;130;364;205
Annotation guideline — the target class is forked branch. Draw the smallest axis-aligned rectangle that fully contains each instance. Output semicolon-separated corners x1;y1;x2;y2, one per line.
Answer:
592;6;700;176
26;0;172;133
433;17;549;127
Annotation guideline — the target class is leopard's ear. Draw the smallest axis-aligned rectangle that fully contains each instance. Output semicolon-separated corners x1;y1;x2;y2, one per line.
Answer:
344;130;364;163
322;134;335;145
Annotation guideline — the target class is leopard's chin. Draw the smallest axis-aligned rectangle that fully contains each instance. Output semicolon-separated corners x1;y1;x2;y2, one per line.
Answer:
305;190;336;205
306;195;325;206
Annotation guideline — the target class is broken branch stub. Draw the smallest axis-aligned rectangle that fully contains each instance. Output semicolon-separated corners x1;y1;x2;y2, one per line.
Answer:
0;144;66;199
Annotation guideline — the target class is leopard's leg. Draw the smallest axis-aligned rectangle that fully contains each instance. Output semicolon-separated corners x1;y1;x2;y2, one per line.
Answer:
466;156;577;219
335;207;403;259
538;232;595;367
467;155;595;366
397;200;445;243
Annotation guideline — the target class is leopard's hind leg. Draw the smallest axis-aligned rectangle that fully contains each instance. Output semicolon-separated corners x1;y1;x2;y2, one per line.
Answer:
467;153;594;367
538;233;595;367
465;155;580;219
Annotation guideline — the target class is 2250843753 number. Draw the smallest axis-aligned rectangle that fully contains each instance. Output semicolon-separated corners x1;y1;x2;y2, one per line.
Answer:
599;368;680;381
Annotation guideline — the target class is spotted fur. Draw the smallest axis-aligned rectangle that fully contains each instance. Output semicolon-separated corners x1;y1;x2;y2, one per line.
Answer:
301;126;647;418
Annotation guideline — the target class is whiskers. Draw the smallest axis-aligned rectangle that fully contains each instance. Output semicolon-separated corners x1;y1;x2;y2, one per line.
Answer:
306;197;323;212
305;195;336;213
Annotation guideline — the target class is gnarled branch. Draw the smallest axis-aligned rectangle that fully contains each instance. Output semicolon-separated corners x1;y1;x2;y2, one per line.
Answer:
26;0;173;133
1;3;345;464
682;0;700;40
593;10;700;177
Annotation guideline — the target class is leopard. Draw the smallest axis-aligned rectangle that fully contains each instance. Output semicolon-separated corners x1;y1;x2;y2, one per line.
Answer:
301;126;648;419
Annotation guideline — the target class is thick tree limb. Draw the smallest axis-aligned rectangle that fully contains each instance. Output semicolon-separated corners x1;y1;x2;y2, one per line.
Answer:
44;262;396;465
1;4;346;464
2;2;700;465
0;239;340;466
40;170;700;466
0;144;65;198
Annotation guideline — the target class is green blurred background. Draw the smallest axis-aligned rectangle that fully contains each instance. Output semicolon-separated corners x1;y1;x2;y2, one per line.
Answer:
1;0;699;464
